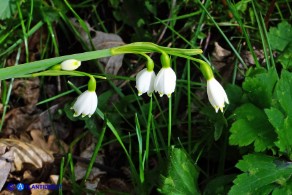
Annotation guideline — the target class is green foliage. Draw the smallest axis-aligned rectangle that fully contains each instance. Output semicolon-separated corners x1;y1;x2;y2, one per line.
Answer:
229;68;278;152
265;70;292;158
0;0;16;20
268;21;292;69
242;67;278;108
229;103;276;152
229;153;292;194
158;148;200;195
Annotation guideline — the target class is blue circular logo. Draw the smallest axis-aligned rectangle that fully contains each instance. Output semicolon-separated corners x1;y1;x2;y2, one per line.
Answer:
16;183;24;191
6;183;15;191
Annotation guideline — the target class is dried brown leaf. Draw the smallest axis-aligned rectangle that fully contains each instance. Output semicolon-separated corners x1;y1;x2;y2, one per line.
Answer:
0;139;54;171
70;19;125;75
0;146;14;191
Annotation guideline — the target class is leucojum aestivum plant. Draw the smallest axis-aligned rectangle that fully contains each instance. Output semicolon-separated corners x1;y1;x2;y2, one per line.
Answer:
0;42;229;116
0;42;229;193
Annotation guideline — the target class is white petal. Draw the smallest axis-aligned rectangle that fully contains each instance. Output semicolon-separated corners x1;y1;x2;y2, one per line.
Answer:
72;90;98;117
154;67;176;97
136;68;156;96
207;78;229;112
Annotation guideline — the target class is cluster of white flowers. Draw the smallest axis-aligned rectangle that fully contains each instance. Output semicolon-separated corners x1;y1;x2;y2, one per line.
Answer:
64;58;229;117
136;67;177;98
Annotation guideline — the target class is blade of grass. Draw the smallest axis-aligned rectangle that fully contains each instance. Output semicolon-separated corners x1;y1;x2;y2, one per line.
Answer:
135;114;145;184
196;0;247;69
82;117;107;184
0;48;21;132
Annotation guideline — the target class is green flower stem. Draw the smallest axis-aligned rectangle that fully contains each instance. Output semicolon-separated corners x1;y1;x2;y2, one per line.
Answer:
111;42;203;56
0;49;112;80
139;53;154;71
31;70;106;80
88;76;96;91
160;52;171;68
200;61;214;80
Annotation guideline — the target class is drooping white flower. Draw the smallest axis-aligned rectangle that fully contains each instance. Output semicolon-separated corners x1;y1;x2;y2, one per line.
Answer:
136;68;156;96
61;59;81;71
207;77;229;112
72;90;98;117
154;67;176;97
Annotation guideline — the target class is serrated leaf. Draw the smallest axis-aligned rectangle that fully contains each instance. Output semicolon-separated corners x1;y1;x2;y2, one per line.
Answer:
268;21;292;52
229;154;292;194
276;70;292;115
0;0;16;20
158;148;200;195
242;68;278;108
268;21;292;69
278;42;292;69
229;103;276;152
265;71;292;157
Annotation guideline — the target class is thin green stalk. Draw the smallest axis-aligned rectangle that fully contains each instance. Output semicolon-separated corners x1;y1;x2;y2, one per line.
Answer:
168;96;172;148
226;0;260;68
95;108;139;186
59;157;65;195
145;96;153;164
0;21;44;57
27;0;34;30
197;0;247;69
252;1;270;69
16;1;29;62
135;114;144;184
0;48;21;132
151;115;163;162
260;14;275;68
82;118;107;184
187;60;192;152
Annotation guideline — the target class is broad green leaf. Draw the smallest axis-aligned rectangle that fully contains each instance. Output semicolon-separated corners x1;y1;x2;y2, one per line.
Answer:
158;148;200;195
242;67;278;108
229;103;276;152
278;42;292;69
268;21;292;52
265;71;292;158
268;21;292;69
276;70;292;116
229;154;292;194
0;0;16;20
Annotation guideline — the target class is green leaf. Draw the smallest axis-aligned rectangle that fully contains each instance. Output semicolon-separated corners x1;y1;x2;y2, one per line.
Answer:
265;71;292;158
0;0;16;20
242;67;278;108
276;70;292;116
278;42;292;69
268;21;292;69
158;148;200;195
229;103;276;152
268;21;292;52
229;154;292;194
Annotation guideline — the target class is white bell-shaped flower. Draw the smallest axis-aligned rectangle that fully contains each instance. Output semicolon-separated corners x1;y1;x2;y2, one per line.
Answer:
72;90;98;117
136;68;156;96
61;59;81;71
154;67;176;97
207;77;229;112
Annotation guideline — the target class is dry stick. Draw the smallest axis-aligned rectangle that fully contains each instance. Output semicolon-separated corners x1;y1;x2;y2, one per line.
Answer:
264;0;277;29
